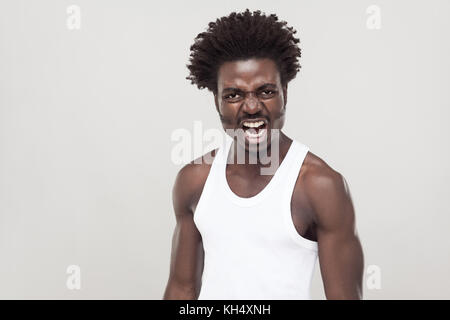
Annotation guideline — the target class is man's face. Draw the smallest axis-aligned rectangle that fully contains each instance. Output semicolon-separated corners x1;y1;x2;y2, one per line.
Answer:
214;58;287;153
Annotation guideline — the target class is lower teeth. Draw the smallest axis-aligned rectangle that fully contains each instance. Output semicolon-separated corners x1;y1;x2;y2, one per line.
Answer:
246;128;265;137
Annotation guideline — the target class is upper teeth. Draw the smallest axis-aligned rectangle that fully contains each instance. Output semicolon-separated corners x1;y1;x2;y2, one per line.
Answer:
243;120;264;128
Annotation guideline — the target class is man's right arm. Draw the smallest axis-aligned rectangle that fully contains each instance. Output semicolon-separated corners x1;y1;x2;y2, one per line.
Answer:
163;163;205;300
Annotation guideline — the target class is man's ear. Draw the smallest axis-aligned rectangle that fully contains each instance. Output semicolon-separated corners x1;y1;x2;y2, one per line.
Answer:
214;92;220;113
283;84;288;109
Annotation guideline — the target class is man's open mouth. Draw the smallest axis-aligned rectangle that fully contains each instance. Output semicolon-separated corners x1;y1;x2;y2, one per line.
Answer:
240;119;269;140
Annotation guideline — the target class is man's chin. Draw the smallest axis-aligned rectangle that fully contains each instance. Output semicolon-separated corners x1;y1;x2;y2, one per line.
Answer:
227;127;281;156
236;133;271;155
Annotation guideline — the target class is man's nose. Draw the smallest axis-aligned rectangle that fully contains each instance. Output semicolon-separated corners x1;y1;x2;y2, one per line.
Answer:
243;92;261;113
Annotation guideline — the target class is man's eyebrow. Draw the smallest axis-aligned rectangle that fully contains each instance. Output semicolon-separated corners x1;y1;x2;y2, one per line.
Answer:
222;83;277;92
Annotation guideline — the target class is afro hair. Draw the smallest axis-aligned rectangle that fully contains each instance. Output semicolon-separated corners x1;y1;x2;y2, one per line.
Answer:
186;9;302;94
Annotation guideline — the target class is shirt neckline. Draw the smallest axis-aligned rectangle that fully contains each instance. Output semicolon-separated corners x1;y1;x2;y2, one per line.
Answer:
219;137;298;207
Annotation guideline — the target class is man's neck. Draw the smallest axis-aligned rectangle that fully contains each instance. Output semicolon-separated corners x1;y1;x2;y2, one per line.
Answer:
228;131;292;169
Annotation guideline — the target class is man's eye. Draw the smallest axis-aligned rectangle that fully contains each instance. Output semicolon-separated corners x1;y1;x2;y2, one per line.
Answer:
260;90;276;98
224;93;240;100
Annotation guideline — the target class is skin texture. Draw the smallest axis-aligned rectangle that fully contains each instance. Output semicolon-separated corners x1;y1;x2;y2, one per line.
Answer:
163;58;364;300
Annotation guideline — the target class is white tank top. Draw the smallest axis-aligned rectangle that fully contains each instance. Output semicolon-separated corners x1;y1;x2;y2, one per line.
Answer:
194;135;318;300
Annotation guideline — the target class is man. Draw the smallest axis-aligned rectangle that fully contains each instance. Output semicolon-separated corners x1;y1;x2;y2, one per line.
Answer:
163;9;364;300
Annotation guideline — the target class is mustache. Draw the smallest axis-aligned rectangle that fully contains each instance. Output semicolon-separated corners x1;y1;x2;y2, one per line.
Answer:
218;113;270;126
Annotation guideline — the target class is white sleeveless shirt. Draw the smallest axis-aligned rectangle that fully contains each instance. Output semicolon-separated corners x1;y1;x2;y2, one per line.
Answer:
194;135;318;300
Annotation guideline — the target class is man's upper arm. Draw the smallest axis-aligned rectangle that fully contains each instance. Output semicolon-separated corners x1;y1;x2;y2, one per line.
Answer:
305;166;364;299
163;163;205;299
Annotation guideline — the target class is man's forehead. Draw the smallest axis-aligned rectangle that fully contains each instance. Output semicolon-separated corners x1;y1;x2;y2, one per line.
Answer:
217;58;280;88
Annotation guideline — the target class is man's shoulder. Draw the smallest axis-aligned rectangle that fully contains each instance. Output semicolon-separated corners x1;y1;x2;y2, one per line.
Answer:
178;148;219;182
300;151;353;225
172;148;219;213
297;151;348;205
301;151;343;188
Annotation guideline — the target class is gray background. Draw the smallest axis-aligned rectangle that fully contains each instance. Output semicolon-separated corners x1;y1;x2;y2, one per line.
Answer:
1;0;449;299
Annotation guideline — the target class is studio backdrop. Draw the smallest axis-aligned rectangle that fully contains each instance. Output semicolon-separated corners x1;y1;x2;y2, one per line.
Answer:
0;0;449;299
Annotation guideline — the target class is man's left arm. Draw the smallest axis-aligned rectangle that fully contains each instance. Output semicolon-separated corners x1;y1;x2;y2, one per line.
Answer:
305;167;364;299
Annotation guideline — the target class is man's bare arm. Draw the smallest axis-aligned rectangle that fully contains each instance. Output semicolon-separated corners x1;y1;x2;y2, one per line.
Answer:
163;164;205;300
305;166;364;299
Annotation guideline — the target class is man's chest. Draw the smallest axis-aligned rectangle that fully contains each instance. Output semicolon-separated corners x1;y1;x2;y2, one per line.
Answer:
225;170;317;241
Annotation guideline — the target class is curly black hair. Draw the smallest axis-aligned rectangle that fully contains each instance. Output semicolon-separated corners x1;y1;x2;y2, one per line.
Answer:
186;9;302;94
